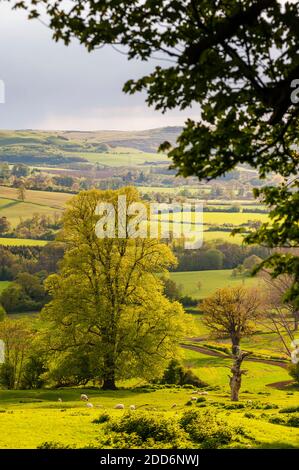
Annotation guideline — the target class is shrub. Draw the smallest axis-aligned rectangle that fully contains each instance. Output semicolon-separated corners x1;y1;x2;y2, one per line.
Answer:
21;355;47;389
101;432;143;449
93;413;110;424
268;416;286;425
37;441;72;449
224;403;246;410
179;296;198;307
161;359;207;388
182;369;207;388
279;405;299;414
263;403;279;410
269;414;299;428
185;400;193;406
107;412;188;447
196;397;206;403
179;410;233;449
161;359;183;385
0;363;15;389
287;415;299;428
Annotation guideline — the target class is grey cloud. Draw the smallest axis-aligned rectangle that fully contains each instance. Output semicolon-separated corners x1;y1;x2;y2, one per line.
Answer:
0;4;195;130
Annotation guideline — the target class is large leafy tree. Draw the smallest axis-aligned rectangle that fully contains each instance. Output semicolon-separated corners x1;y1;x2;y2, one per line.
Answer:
11;0;299;295
42;188;188;389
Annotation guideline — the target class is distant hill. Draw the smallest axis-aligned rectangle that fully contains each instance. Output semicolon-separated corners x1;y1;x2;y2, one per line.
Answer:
0;127;182;164
61;127;182;153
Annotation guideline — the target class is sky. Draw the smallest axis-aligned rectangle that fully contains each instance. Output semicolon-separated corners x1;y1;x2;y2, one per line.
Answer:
0;3;197;131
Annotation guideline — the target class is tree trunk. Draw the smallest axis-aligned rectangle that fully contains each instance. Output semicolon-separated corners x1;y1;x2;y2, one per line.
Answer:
102;376;117;390
102;352;117;390
229;351;251;401
294;311;299;332
231;335;240;356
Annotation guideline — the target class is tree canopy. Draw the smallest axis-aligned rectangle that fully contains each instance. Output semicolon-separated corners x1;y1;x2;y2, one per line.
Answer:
41;187;188;389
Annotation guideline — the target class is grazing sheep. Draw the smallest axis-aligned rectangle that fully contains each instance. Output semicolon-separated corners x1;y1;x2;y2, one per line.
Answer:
198;391;209;396
86;403;94;408
114;404;125;410
58;398;62;402
171;403;177;408
80;394;89;401
191;396;197;401
129;405;136;411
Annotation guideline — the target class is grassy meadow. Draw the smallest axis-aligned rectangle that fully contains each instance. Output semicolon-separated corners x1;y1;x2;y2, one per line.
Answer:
202;231;244;243
170;269;259;299
0;264;297;449
0;281;10;293
0;186;71;209
158;211;268;226
0;238;47;246
80;147;168;166
0;187;66;230
0;349;297;449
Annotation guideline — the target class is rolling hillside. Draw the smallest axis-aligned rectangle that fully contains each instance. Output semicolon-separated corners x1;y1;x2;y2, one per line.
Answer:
0;128;181;166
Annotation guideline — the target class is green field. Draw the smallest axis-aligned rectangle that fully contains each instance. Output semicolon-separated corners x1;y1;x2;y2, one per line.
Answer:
79;147;168;166
0;203;60;227
0;186;67;228
0;186;71;209
202;231;244;243
203;212;268;225
0;350;297;449
0;281;10;293
0;238;47;246
0;267;298;449
154;208;266;245
170;269;260;299
139;186;210;194
0;198;16;209
158;211;268;225
0;185;264;245
183;349;289;391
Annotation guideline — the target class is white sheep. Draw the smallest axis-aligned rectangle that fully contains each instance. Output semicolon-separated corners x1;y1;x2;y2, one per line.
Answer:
198;391;209;396
114;403;125;409
58;398;62;402
191;396;197;401
86;403;94;408
129;405;136;411
80;394;89;401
